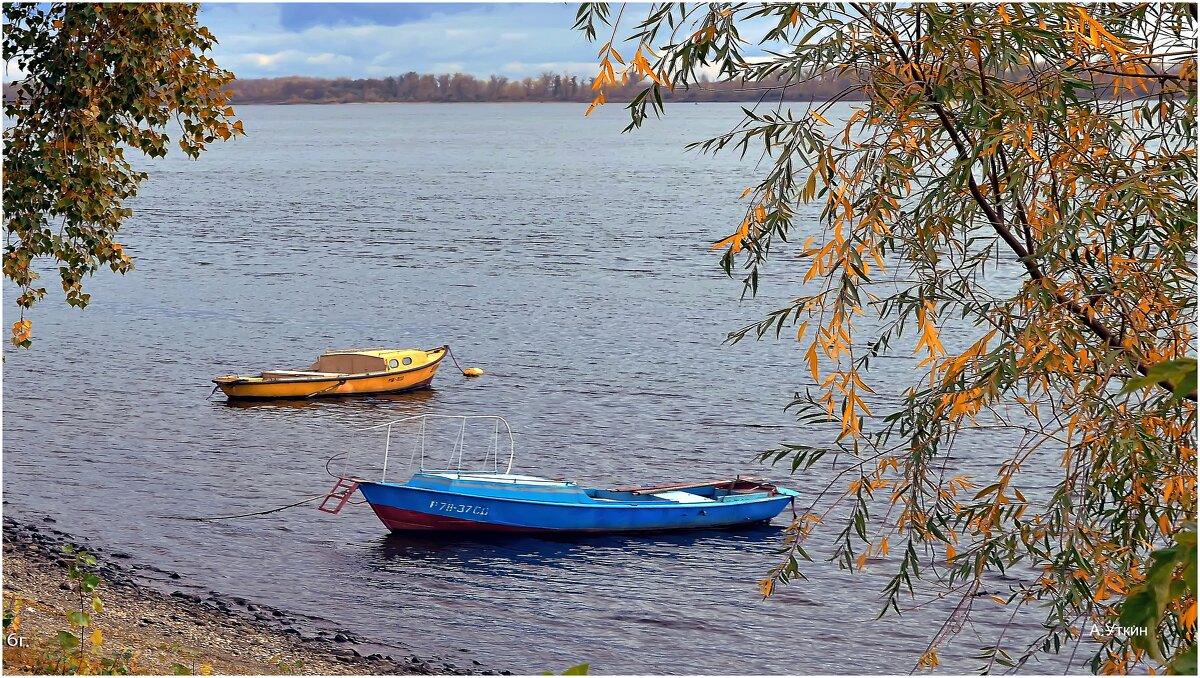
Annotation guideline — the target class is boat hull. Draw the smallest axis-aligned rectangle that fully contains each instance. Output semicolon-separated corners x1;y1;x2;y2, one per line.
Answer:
357;479;796;534
215;349;444;400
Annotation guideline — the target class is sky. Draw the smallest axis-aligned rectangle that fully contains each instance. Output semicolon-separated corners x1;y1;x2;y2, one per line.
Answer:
198;2;602;81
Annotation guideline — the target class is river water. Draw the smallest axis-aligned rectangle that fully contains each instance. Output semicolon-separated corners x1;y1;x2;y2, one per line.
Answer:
3;103;1078;674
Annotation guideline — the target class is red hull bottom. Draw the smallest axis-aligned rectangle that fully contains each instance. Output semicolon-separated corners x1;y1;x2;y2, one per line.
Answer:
370;504;543;532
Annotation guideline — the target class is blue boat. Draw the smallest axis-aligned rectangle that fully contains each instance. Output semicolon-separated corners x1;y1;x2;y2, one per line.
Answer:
319;415;799;534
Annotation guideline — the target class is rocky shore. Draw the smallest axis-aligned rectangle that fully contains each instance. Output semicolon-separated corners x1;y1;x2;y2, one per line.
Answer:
2;515;507;675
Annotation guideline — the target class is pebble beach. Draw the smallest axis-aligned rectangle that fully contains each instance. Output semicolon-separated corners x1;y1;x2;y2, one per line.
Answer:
1;515;508;675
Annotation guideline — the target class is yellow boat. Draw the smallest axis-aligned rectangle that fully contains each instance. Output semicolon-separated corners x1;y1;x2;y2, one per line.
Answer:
213;346;448;401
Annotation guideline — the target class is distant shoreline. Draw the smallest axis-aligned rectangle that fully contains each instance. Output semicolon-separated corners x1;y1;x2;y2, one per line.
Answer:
214;71;864;106
4;67;1145;106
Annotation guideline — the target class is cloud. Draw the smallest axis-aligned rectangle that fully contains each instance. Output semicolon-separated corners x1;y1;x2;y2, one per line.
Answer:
199;2;601;80
306;52;355;67
500;61;599;79
277;3;478;31
6;3;781;85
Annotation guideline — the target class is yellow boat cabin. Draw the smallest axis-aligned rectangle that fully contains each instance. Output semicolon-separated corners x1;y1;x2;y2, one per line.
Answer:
213;346;448;400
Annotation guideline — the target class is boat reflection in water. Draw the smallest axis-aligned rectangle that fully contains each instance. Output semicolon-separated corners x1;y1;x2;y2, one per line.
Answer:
367;522;787;579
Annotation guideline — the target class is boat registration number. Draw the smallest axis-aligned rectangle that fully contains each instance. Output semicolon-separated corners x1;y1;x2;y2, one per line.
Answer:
429;500;489;516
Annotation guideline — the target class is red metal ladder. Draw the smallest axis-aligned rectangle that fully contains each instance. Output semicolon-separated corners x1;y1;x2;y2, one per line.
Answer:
317;478;360;514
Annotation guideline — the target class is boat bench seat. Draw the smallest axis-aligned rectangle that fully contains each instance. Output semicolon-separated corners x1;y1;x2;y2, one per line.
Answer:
650;491;718;504
261;370;347;380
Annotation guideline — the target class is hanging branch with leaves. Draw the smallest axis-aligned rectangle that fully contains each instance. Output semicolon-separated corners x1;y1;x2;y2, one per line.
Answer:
576;3;1196;673
3;2;243;346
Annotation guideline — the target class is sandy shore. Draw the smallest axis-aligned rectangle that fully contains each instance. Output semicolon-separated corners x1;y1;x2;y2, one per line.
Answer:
2;515;505;675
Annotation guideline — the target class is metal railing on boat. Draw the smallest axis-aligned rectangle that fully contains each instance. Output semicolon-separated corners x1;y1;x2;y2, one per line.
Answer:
358;414;516;482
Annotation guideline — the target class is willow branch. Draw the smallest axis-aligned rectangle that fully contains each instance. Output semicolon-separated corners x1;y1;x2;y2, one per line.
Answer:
847;2;1195;401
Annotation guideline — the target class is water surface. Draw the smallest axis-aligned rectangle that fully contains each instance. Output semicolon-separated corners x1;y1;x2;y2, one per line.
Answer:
4;103;1077;674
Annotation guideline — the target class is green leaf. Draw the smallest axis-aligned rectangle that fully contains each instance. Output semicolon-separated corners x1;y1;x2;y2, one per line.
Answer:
57;630;80;651
544;664;590;675
68;610;91;628
1120;358;1197;400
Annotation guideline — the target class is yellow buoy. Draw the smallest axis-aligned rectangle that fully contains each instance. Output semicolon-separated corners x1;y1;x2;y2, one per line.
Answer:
462;367;484;377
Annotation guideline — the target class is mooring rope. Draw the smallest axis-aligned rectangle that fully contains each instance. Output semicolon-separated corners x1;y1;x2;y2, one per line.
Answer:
160;494;328;522
326;449;351;478
445;345;484;377
446;345;466;373
160;450;365;522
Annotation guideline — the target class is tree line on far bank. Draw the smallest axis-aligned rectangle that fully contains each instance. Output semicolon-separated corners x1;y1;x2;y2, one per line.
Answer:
206;68;1176;105
223;71;860;104
1;69;1155;106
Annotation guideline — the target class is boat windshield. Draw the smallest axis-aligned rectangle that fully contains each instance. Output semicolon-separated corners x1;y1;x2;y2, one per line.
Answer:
358;414;517;483
422;472;571;486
